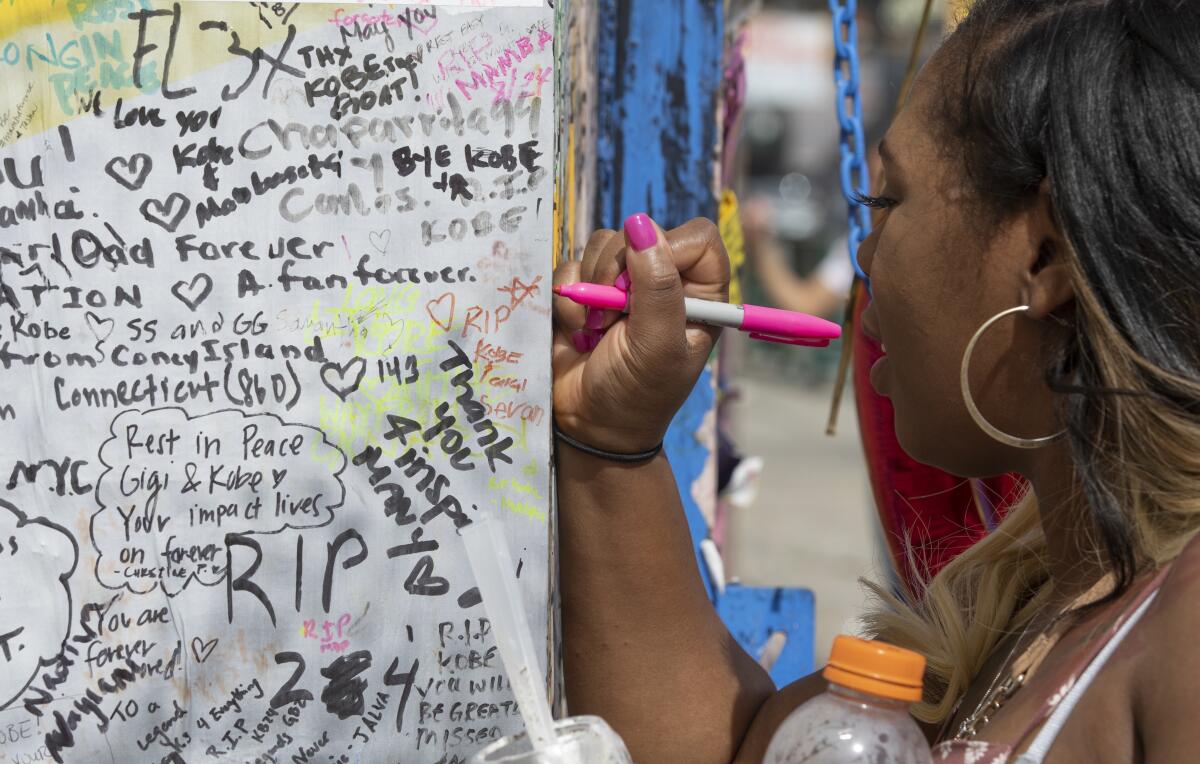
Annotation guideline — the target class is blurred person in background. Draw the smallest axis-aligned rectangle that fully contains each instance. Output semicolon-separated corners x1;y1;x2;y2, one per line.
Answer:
742;194;854;319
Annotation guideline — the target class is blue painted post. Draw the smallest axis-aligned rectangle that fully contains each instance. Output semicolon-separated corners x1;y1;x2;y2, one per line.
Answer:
594;0;815;682
595;0;725;227
595;0;725;597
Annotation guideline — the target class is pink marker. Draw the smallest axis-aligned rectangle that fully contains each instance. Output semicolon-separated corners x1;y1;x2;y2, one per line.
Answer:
553;282;842;347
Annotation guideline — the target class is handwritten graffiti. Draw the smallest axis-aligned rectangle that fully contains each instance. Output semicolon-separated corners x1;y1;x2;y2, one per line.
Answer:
0;2;552;760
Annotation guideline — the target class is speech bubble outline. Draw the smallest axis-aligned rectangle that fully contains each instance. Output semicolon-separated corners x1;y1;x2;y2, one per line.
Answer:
91;407;348;597
0;498;79;712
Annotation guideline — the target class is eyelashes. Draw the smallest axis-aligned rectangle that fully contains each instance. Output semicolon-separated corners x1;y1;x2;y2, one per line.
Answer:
853;192;899;210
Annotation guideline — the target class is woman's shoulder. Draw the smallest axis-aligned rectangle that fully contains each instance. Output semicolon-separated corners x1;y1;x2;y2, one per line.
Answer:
1129;533;1200;758
1147;532;1200;622
1137;532;1200;658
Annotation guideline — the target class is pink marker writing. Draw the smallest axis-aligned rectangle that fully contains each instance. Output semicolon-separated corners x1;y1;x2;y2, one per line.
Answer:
553;282;842;346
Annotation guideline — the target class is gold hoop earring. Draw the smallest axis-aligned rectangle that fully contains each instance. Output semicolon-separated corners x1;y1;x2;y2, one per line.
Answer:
960;305;1067;450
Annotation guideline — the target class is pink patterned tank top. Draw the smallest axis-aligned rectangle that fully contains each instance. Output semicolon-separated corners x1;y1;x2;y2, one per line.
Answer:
931;566;1169;764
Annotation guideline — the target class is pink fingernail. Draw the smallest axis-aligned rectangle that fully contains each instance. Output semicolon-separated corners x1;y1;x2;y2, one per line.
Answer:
614;271;631;291
585;308;606;330
584;330;603;352
624;213;658;252
572;331;591;353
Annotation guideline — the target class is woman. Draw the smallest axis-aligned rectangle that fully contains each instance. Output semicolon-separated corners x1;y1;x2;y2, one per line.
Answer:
551;0;1200;761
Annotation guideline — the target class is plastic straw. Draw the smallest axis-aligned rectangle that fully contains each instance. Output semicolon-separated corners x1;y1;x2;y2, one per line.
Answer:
461;517;561;756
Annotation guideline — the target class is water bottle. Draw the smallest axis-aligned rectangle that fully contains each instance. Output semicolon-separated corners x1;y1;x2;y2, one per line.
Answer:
763;636;931;763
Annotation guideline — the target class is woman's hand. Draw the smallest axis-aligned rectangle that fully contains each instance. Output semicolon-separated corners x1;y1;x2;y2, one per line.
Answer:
552;213;731;453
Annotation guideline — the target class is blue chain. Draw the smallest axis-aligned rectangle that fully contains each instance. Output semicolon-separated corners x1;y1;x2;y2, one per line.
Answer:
830;0;872;282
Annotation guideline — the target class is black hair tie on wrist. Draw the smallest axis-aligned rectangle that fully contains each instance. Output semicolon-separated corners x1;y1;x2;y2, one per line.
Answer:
553;421;663;463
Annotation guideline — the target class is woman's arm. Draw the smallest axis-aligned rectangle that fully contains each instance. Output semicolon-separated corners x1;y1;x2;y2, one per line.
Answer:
746;230;842;317
558;446;778;762
732;674;831;762
742;198;844;317
558;443;830;763
553;216;826;762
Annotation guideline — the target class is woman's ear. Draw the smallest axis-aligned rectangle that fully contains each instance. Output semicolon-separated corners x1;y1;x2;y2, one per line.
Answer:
1023;181;1075;320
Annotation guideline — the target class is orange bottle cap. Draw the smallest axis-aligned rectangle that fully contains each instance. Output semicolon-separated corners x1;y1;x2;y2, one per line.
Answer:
822;636;925;703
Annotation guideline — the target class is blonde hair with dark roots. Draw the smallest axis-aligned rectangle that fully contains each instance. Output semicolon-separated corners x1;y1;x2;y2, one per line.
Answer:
861;0;1200;725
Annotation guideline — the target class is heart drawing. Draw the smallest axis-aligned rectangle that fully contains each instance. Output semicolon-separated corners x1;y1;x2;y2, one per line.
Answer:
141;192;190;233
171;274;213;312
85;311;115;344
369;229;391;253
104;154;153;191
190;637;219;663
320;357;367;402
407;9;438;36
425;293;455;333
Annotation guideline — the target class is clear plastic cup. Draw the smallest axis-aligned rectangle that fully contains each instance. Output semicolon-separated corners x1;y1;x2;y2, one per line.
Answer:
469;715;632;764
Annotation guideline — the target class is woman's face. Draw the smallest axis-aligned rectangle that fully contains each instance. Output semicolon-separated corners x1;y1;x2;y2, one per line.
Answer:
857;55;1064;478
